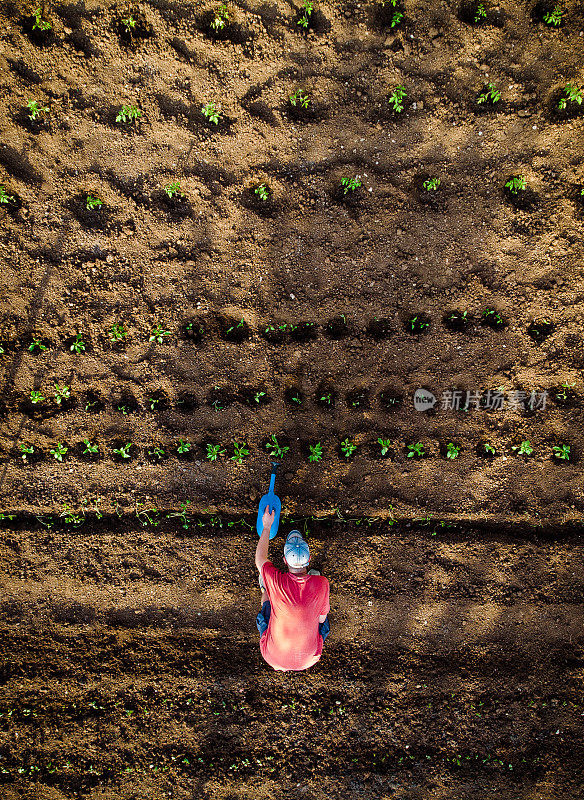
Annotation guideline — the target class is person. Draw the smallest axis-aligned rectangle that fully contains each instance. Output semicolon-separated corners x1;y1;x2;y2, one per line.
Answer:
255;506;330;671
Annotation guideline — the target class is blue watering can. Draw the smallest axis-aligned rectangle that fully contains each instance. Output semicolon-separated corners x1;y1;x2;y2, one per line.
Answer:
256;462;281;539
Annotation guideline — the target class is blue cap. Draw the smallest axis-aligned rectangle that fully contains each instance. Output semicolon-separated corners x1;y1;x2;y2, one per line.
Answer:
284;530;310;568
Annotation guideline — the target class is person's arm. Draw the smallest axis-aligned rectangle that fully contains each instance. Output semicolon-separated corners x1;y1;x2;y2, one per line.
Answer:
318;579;330;623
255;506;275;572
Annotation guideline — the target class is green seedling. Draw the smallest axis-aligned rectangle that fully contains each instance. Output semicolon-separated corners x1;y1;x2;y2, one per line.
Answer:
177;439;192;454
109;323;127;342
60;503;84;525
505;175;526;194
30;390;44;404
0;186;16;205
290;390;303;405
553;443;571;460
164;181;185;199
82;438;99;455
297;0;314;28
388;85;407;112
84;398;98;411
26;99;49;121
113;442;132;459
54;384;71;405
121;15;136;33
265;434;289;458
477;82;501;104
28;337;47;352
446;442;461;459
226;318;245;335
166;501;192;529
85;195;103;210
147;397;160;411
543;4;563;26
390;10;403;27
148;446;165;460
377;438;392;456
254;391;266;404
50;442;68;461
512;440;533;456
320;392;333;406
254;183;270;201
558;84;582;110
340;438;357;458
149;324;171;344
341;177;362;195
117;404;129;415
482;307;504;326
32;7;52;30
69;333;86;354
201;102;221;125
409;315;429;331
423;177;441;191
308;442;323;462
474;2;487;23
206;443;226;461
210;3;229;31
289;89;311;108
116;105;142;123
20;444;35;461
483;443;496;455
407;442;425;458
556;381;575;401
231;442;250;463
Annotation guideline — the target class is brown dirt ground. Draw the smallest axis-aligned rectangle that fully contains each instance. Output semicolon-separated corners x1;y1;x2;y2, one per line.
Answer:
1;0;584;797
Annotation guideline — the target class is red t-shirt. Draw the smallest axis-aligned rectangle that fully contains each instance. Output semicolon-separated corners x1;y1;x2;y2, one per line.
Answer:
260;561;330;672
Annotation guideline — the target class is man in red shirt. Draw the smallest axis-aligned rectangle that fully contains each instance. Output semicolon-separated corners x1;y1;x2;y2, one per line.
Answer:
255;506;330;671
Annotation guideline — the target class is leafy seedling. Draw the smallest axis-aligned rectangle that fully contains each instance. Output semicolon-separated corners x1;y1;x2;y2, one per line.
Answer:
201;102;221;125
341;177;362;195
340;438;357;458
30;390;44;404
113;442;132;459
297;0;314;28
553;443;570;461
177;439;192;454
32;7;52;30
377;438;392;456
474;2;487;23
512;440;533;456
445;442;461;459
26;99;49;121
54;384;71;405
289;89;311;108
0;186;16;205
254;183;270;201
225;318;246;337
505;175;526;194
477;82;501;105
288;389;303;405
558;84;582;110
116;105;142;124
388;85;407;113
482;443;496;456
543;4;563;26
253;391;266;404
109;323;127;342
149;324;171;344
82;438;99;455
308;443;323;462
28;337;47;352
423;177;441;191
20;444;35;461
147;446;165;461
408;315;430;333
206;443;226;461
319;392;334;407
69;333;86;354
231;442;250;463
527;319;554;342
555;381;575;402
265;434;289;458
164;181;185;199
86;195;103;210
390;10;403;27
407;442;425;458
481;307;505;328
210;3;229;32
50;442;68;462
121;15;136;33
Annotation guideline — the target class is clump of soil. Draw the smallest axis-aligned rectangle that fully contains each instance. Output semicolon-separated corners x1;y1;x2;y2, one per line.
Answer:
284;386;304;407
182;317;206;343
207;385;234;411
346;388;369;409
175;391;199;412
324;315;350;339
112;392;140;415
82;390;106;414
114;6;155;46
366;317;392;339
290;321;318;342
527;319;555;342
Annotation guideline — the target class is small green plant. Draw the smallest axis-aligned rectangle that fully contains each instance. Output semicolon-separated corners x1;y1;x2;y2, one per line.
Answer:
477;82;501;104
341;176;362;195
409;315;429;332
20;444;35;461
388;85;407;112
340;438;357;458
505;175;526;194
164;181;185;199
60;503;84;525
226;318;245;336
308;442;323;462
69;333;86;354
54;384;71;405
149;324;171;344
210;3;229;31
117;403;130;415
474;2;487;23
512;440;533;456
176;439;192;454
206;443;226;461
50;442;68;461
85;195;103;210
289;89;311;108
297;0;314;28
423;177;441;191
147;446;165;461
377;438;392;456
265;434;289;458
482;307;504;327
30;390;44;404
201;102;221;125
32;7;52;30
319;392;333;406
28;337;47;352
113;442;132;459
109;323;127;342
116;105;142;124
231;442;250;463
254;390;266;404
558;84;582;110
555;381;575;401
446;442;461;459
26;99;49;121
390;10;403;27
0;186;16;205
147;397;160;411
407;442;425;458
290;390;302;404
543;4;563;26
121;15;136;33
254;183;270;201
553;443;571;460
82;438;99;455
483;443;496;455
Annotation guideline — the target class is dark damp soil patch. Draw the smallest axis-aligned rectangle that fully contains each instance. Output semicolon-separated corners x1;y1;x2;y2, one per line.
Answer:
52;394;77;414
199;8;251;45
207;386;234;412
295;6;331;36
152;188;193;219
346;388;369;410
551;383;579;408
290;321;318;342
175;391;199;412
81;390;106;414
443;310;471;332
378;388;403;411
332;178;364;208
238;385;270;408
285;92;329;123
241;182;278;217
261;322;290;344
502;180;539;210
547;85;584;122
413;173;446;209
112;392;140;415
480;307;507;330
324;315;350;339
369;1;407;30
144;390;170;413
13;104;52;135
218;314;250;342
284;386;305;407
366;317;392;339
527;319;555;342
458;0;505;27
66;192;116;229
22;9;56;46
404;313;431;335
6;57;43;84
114;6;155;46
20;396;49;418
316;382;337;410
181;317;206;343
